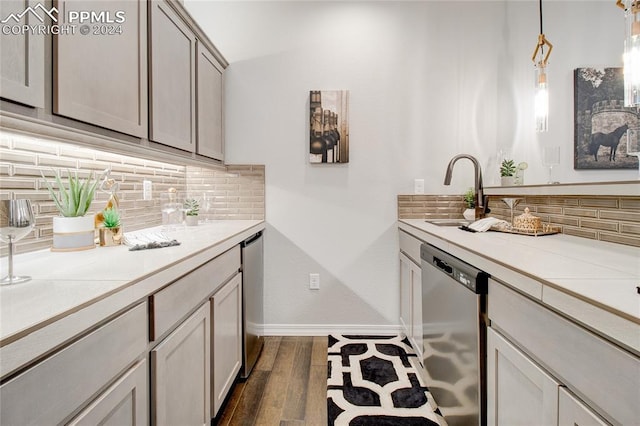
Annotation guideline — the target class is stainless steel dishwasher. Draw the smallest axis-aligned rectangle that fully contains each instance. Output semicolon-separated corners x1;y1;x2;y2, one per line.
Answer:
240;231;264;379
420;243;489;426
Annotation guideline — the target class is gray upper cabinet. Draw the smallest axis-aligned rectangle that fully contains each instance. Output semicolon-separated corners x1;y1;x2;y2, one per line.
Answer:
149;0;196;152
0;0;45;108
53;0;148;138
197;43;224;161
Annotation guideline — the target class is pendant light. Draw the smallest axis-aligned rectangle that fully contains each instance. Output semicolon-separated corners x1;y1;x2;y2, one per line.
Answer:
619;0;640;107
532;0;553;132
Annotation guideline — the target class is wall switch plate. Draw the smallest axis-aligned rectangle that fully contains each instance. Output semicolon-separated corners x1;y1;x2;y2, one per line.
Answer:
309;273;320;290
414;179;425;194
143;180;152;200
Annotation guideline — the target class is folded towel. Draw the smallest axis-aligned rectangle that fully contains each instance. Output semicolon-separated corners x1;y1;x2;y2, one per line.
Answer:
123;231;181;251
468;217;510;232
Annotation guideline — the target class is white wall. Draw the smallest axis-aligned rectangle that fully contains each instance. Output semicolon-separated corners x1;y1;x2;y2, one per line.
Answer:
185;0;631;333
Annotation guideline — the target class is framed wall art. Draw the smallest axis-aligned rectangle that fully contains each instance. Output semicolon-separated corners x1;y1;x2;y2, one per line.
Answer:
309;90;349;164
574;67;639;169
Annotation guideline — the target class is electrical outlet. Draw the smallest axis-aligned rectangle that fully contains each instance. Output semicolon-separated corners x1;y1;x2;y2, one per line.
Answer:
414;179;425;194
143;180;152;200
309;273;320;290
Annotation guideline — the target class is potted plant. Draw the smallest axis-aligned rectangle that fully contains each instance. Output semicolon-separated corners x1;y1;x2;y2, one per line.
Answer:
42;169;99;251
500;159;517;186
463;188;476;221
184;198;200;226
99;208;122;246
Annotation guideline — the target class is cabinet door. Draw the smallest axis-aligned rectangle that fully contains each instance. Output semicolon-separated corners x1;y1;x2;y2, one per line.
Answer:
211;273;242;417
399;252;413;340
151;302;210;426
558;388;610;426
149;0;196;152
53;0;147;137
0;0;45;107
197;42;224;160
399;252;422;358
487;327;559;426
68;359;148;426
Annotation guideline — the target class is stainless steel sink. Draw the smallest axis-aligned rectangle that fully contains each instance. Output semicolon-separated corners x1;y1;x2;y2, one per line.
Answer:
425;219;471;227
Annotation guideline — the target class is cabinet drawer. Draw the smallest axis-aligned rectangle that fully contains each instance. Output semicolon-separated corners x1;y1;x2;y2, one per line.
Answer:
489;281;640;425
399;229;423;265
151;245;240;341
0;302;147;426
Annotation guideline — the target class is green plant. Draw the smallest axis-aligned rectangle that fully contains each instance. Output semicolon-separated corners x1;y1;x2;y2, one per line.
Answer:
500;159;517;177
41;169;99;217
102;208;121;229
184;198;200;216
463;188;475;209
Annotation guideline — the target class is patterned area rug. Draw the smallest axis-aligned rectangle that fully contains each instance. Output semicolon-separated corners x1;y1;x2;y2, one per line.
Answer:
327;335;447;426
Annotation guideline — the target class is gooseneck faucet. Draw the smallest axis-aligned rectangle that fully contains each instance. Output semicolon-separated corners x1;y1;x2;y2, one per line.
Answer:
443;154;486;220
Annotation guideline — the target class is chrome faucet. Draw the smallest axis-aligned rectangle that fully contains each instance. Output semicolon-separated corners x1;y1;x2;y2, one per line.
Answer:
443;154;486;220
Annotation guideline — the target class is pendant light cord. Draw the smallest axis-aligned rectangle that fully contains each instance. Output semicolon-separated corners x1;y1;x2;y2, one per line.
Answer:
539;0;544;55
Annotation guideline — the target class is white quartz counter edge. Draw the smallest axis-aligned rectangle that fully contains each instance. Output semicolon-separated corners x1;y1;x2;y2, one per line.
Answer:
0;220;264;378
398;219;640;355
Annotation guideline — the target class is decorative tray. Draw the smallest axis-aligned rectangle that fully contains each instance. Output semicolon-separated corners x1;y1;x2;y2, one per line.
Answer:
489;225;561;237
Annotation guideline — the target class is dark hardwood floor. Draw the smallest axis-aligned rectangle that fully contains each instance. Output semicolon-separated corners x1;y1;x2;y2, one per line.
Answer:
216;336;328;426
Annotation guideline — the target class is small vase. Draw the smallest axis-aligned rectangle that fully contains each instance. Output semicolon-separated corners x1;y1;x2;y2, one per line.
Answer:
52;216;95;251
99;227;123;246
185;215;199;226
501;176;516;186
463;208;476;221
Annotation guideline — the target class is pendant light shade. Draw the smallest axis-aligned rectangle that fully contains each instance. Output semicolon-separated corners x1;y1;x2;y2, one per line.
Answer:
534;63;549;132
620;0;640;107
532;0;552;132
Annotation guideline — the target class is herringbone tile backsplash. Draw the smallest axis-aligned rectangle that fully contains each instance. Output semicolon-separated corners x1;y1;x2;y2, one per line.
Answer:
398;194;640;248
0;131;265;255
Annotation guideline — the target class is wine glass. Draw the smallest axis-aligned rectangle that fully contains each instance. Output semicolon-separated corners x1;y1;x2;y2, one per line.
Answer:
501;198;522;226
626;129;640;179
0;199;35;285
542;146;560;184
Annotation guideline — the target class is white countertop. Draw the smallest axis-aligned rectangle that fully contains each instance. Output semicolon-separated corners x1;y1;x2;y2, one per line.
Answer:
398;219;640;355
0;220;264;377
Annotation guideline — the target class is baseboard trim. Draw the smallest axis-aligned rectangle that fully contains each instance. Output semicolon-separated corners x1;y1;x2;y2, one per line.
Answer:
261;324;403;336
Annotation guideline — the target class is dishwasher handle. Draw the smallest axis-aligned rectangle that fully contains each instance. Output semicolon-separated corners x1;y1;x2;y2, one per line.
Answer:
433;257;453;275
242;231;263;247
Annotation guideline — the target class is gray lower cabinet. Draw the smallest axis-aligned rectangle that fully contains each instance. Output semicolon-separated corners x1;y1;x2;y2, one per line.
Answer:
488;279;637;425
53;0;148;138
68;359;148;426
0;0;45;107
149;245;242;425
399;230;424;358
197;42;224;161
151;302;211;426
0;302;148;425
149;0;196;152
399;252;422;358
211;273;243;417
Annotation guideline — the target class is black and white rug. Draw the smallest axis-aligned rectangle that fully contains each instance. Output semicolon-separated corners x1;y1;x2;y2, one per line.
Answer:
327;335;447;426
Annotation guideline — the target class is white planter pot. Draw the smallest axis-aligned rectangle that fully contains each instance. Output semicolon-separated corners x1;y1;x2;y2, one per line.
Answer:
52;216;95;252
463;208;476;221
185;215;199;226
501;176;516;186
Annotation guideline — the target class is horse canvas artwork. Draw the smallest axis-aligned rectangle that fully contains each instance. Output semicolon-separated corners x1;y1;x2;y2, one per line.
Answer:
310;90;349;164
574;68;639;169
